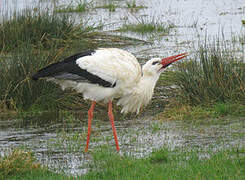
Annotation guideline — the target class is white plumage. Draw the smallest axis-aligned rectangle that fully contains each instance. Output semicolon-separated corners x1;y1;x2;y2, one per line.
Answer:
75;48;142;112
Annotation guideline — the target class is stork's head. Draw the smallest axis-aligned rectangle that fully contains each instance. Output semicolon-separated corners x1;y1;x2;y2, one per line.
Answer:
142;53;188;77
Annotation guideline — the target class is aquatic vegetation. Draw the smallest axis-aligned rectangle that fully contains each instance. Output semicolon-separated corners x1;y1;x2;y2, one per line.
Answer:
95;0;145;12
54;0;92;13
95;0;118;12
126;0;145;10
119;17;173;34
120;23;169;34
0;10;88;52
173;42;245;106
126;0;137;8
104;2;116;12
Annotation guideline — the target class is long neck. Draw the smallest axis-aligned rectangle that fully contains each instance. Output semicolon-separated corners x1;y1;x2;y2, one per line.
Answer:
117;74;159;114
137;74;159;104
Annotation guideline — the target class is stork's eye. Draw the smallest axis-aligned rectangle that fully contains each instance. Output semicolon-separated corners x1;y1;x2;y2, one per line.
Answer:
152;61;159;65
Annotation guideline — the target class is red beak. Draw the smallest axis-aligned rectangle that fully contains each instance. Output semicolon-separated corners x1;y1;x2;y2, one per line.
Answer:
161;53;188;69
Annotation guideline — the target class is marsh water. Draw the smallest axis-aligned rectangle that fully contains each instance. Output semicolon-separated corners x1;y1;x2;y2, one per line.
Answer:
1;0;245;175
1;112;244;175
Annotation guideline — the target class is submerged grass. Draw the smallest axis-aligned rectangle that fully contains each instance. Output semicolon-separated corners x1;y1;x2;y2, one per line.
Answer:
119;20;172;34
54;0;91;13
126;0;145;10
95;0;118;12
2;147;244;179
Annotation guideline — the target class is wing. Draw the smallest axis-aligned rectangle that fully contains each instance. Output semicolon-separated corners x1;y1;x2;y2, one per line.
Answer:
76;48;142;88
32;50;95;81
32;48;141;88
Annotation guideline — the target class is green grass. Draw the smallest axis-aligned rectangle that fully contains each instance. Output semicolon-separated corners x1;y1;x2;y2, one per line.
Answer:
2;147;244;179
120;23;169;34
84;147;245;180
119;18;173;34
156;103;245;121
95;0;145;12
214;103;245;116
126;0;137;8
0;10;83;52
95;0;118;12
103;3;116;12
172;43;245;106
54;0;91;13
0;44;86;111
126;0;145;9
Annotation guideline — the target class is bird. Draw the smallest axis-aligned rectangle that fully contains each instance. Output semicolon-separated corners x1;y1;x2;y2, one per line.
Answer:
32;48;188;152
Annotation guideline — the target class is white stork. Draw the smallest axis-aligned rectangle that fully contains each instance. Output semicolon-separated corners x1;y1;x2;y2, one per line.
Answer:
32;48;187;152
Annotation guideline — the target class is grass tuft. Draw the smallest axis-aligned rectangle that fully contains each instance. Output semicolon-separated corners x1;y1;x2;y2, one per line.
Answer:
126;0;137;8
95;0;118;12
119;18;173;34
126;0;145;10
0;10;81;52
0;149;68;179
0;45;86;111
54;0;91;13
173;43;245;106
0;149;41;176
149;148;168;164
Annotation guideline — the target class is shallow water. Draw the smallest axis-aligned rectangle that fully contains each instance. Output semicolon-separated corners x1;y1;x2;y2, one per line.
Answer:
0;112;244;175
1;0;245;176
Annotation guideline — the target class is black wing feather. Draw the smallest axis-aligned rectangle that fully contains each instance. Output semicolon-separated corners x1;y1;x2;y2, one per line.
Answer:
32;50;116;88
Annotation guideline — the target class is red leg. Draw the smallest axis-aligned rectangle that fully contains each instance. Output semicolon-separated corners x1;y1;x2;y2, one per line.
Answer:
85;101;96;152
108;101;120;152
